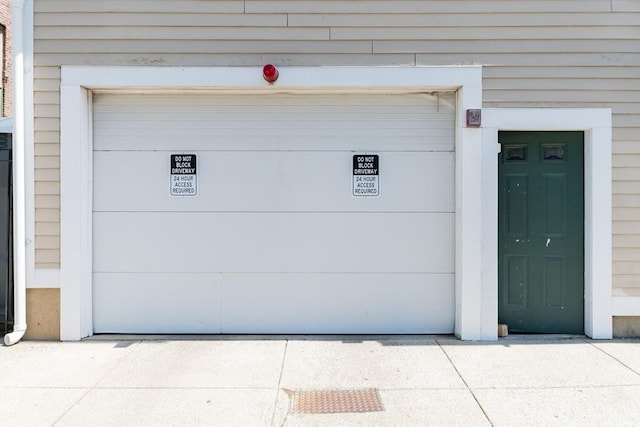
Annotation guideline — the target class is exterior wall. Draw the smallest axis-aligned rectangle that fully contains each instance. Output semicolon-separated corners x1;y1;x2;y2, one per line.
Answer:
28;1;640;336
0;0;11;117
613;316;640;337
23;288;59;340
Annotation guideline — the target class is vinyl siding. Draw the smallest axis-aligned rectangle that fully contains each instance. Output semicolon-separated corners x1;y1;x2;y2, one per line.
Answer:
32;1;640;298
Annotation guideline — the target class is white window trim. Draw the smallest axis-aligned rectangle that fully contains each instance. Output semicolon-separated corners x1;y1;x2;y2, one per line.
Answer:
483;108;613;339
60;66;488;340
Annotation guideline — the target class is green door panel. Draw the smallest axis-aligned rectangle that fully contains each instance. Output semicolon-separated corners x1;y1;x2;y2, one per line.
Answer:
498;131;584;334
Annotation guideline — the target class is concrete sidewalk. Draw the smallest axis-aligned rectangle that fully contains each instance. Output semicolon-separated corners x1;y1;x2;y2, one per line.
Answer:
1;335;639;426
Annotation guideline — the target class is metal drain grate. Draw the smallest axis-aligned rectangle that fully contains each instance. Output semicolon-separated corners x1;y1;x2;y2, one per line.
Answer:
286;388;384;414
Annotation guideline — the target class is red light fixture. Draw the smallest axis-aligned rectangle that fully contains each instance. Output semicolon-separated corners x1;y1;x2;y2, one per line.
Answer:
263;64;279;83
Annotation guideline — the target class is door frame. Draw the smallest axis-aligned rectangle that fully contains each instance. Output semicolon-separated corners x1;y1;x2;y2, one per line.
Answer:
483;109;612;339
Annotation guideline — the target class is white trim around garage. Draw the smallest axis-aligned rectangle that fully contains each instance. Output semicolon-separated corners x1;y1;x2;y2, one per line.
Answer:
29;268;60;289
612;297;640;316
483;108;613;339
60;65;488;340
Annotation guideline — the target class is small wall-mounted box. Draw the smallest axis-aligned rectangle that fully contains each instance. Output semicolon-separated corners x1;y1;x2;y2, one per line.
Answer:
466;109;481;127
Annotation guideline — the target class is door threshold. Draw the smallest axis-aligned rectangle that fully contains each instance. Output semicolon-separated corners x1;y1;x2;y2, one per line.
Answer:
499;333;586;341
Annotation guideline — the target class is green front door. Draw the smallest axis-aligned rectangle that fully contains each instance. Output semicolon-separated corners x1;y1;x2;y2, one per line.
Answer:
498;131;584;334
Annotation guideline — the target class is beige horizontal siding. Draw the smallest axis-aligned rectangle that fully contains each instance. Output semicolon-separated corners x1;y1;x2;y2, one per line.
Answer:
34;91;60;105
613;110;640;291
32;0;639;299
289;12;640;27
614;235;640;248
614;195;640;207
244;1;614;13
486;79;638;91
615;142;640;154
416;53;640;66
614;222;640;234
35;208;59;222
34;143;58;156
616;248;640;261
613;0;640;12
613;168;640;182
338;27;640;40
613;280;640;296
34;104;59;118
485;66;640;79
34;154;58;170
34;235;60;250
483;90;638;103
32;52;640;68
35;27;332;41
35;26;640;41
35;221;59;235
34;249;60;266
36;1;245;13
34;181;58;195
615;182;640;194
614;209;640;222
33;77;60;92
34;53;418;67
34;0;615;14
33;57;61;269
35;195;60;209
615;261;640;274
35;13;289;27
34;168;58;181
35;40;374;53
614;155;640;168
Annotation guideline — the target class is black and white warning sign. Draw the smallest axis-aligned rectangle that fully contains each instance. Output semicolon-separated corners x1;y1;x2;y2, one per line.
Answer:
170;154;197;196
352;154;379;197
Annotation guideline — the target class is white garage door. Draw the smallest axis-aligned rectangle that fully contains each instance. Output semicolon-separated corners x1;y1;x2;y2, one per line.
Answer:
92;92;456;334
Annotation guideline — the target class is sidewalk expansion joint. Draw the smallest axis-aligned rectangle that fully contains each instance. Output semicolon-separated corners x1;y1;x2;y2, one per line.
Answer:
436;340;495;427
586;340;640;378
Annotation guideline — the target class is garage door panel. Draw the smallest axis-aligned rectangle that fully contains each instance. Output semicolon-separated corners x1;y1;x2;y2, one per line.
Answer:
93;273;221;333
92;212;454;274
93;93;456;152
95;115;454;132
94;137;455;153
93;93;454;109
220;273;454;334
94;128;455;151
92;91;456;334
92;272;454;334
93;151;454;213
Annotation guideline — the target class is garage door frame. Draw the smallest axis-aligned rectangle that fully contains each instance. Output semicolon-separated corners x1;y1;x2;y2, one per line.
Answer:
61;65;483;340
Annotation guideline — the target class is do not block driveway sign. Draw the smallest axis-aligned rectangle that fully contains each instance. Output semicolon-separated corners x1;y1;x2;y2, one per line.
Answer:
353;154;379;197
170;154;197;196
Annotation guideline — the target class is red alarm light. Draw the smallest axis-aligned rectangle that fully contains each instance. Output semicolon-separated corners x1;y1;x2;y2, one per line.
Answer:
263;64;279;83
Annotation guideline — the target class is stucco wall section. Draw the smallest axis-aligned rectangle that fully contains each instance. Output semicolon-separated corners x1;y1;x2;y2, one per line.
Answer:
24;288;60;340
612;316;640;338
